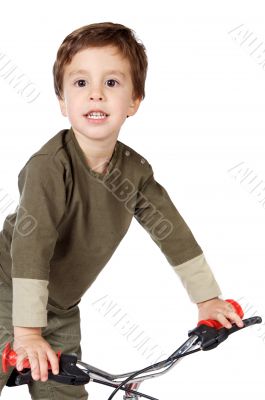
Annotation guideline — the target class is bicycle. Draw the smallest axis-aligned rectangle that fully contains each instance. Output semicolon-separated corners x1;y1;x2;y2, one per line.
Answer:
1;299;262;400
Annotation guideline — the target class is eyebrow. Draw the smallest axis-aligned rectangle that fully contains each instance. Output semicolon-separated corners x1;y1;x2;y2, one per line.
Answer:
68;69;126;78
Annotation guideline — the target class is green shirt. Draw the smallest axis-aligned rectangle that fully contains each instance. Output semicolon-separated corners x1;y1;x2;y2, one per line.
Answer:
0;127;221;327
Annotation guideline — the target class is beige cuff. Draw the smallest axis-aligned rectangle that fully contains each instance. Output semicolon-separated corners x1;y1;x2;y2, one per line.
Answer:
172;253;222;303
12;278;48;327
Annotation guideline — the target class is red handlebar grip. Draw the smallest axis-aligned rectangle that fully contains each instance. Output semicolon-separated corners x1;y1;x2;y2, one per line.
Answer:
197;299;244;329
2;342;61;373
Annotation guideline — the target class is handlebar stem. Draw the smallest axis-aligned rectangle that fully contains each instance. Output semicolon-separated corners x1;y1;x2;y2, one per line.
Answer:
123;382;141;400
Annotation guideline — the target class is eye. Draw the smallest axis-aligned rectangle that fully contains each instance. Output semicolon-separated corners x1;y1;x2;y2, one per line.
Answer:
106;79;119;88
74;79;87;87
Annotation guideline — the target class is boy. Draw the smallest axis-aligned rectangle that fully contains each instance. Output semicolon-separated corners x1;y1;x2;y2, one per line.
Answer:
0;22;243;399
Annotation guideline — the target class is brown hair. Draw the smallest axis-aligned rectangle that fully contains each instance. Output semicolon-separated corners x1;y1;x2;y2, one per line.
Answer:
53;22;148;101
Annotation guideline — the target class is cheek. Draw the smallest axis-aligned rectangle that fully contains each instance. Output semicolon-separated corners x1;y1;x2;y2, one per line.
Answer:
115;94;132;111
65;98;80;115
64;88;80;106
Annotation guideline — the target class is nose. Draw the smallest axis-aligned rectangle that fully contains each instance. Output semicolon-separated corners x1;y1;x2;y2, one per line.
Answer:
90;94;103;100
89;83;104;101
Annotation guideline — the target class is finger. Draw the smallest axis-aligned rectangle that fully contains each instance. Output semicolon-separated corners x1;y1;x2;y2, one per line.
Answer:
16;350;28;370
47;349;60;375
28;352;40;381
215;312;232;329
38;351;49;382
225;310;244;328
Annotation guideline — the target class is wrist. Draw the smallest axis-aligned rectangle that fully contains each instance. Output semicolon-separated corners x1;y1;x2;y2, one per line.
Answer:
14;326;42;338
197;296;219;308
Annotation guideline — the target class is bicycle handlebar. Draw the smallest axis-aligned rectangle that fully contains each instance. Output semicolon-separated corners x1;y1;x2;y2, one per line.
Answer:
188;316;261;351
1;300;262;400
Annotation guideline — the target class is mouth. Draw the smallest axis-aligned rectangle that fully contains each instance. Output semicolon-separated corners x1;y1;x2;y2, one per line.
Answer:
84;110;110;120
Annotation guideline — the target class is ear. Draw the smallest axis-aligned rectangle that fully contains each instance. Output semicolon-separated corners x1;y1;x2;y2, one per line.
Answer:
127;96;142;117
58;96;67;117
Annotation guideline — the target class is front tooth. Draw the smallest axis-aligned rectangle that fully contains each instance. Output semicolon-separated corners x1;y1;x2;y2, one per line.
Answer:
88;113;106;119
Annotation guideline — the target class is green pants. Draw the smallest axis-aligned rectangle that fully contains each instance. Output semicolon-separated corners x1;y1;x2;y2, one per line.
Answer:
0;278;89;399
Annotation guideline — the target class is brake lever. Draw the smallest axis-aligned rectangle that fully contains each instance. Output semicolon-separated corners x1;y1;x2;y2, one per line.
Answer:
188;316;262;351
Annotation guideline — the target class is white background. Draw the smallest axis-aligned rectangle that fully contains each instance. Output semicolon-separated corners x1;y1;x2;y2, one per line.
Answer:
0;0;265;398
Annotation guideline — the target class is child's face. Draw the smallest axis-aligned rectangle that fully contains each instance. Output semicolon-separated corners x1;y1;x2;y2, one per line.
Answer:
58;45;141;141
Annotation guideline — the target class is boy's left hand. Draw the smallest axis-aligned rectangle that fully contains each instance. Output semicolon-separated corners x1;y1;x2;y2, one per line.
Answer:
197;297;244;329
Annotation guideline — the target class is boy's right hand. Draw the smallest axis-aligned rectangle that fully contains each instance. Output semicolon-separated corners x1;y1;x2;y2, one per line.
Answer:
13;328;59;382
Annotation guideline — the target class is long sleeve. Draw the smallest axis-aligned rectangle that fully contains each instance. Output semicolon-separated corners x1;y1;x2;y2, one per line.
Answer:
134;165;221;303
11;155;66;327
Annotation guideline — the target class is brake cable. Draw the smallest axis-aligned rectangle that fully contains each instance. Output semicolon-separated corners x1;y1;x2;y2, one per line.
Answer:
107;347;201;399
